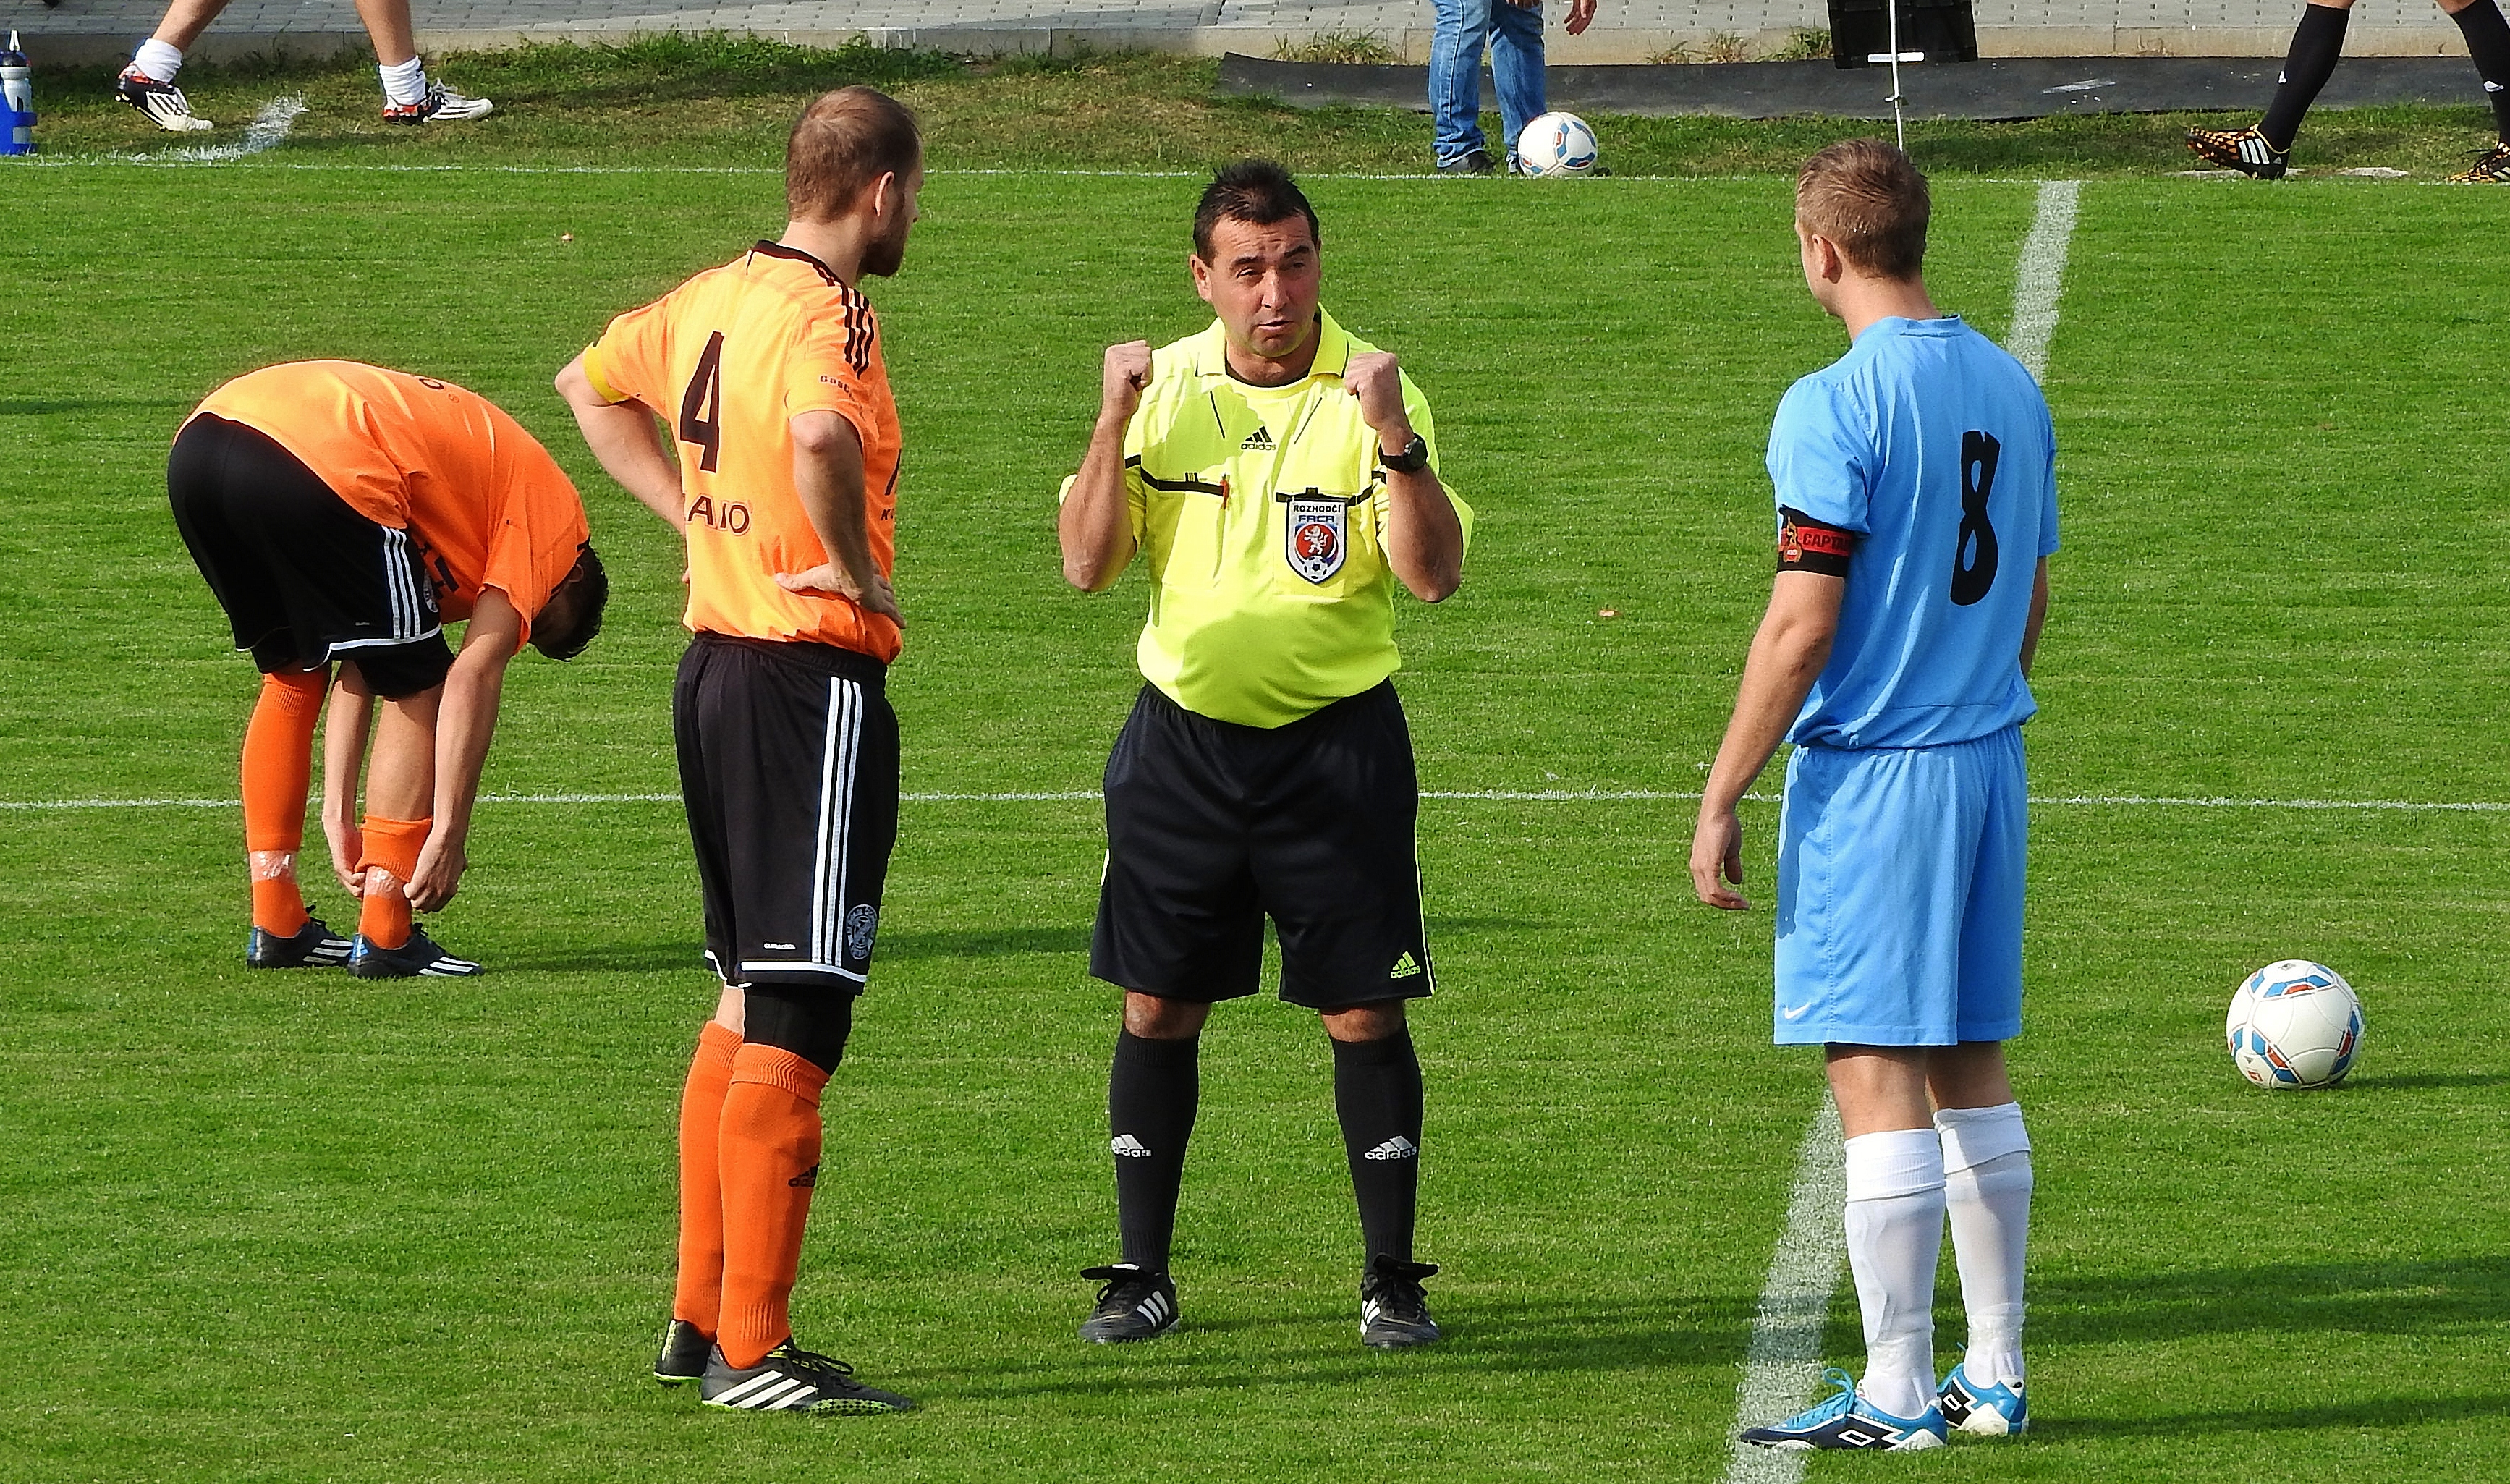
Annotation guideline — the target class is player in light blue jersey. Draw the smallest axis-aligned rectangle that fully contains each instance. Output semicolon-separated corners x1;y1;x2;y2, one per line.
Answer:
1692;140;2054;1453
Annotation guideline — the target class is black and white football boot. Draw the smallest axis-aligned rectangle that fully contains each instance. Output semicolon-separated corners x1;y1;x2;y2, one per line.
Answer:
2446;140;2510;182
347;925;483;979
245;915;352;969
1077;1263;1179;1343
115;67;214;132
654;1319;711;1386
1358;1256;1441;1348
699;1340;913;1415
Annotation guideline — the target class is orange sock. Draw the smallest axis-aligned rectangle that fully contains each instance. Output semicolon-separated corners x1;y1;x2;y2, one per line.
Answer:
355;814;431;950
242;670;326;935
718;1044;829;1369
672;1020;743;1336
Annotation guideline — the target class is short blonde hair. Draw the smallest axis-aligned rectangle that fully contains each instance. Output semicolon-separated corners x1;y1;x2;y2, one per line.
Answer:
1795;139;1930;281
786;86;921;223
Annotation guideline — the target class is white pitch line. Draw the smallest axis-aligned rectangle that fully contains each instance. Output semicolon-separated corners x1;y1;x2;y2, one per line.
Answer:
4;788;2503;813
2004;179;2081;382
1725;1099;1848;1484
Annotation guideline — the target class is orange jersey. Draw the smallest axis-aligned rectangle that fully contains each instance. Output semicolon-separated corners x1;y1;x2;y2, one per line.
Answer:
190;360;590;644
581;242;903;661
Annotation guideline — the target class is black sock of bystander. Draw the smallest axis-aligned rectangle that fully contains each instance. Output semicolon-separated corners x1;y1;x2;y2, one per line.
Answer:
2263;3;2352;151
1331;1028;1425;1266
1109;1030;1199;1271
2450;0;2510;140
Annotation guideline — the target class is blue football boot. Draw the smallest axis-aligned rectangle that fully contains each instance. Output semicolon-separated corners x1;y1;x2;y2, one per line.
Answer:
1739;1368;1948;1451
1938;1360;2028;1436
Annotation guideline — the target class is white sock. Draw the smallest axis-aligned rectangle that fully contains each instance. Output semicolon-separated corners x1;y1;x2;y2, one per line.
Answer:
379;56;428;107
1938;1101;2032;1388
1841;1127;1946;1420
133;38;185;82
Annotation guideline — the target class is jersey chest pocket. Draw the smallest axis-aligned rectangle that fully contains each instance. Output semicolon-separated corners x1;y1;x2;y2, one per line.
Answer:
1133;463;1231;584
1273;485;1380;597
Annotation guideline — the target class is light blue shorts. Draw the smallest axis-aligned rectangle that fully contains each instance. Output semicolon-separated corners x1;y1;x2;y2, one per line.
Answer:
1773;725;2027;1046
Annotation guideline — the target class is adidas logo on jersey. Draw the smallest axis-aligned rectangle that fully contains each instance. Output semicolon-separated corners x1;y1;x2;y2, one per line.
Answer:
1363;1136;1420;1161
1388;951;1423;980
1241;425;1275;451
1110;1134;1153;1158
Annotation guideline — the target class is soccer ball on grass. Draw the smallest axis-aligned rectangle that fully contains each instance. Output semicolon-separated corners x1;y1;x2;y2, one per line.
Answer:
1516;112;1599;177
2226;960;2363;1089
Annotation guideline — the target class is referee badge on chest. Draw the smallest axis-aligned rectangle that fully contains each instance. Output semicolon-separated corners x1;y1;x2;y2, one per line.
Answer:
1281;492;1349;585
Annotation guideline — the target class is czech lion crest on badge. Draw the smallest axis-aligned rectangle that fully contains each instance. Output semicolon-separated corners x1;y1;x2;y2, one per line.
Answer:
1282;493;1349;584
844;903;879;963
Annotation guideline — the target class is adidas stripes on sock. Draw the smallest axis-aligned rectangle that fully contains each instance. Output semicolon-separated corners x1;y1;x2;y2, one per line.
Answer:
378;55;428;108
718;1044;828;1370
1108;1030;1198;1271
2262;3;2351;151
133;38;184;82
242;669;325;936
1331;1028;1425;1267
673;1019;742;1337
1938;1102;2033;1388
2449;0;2510;140
1842;1127;1947;1421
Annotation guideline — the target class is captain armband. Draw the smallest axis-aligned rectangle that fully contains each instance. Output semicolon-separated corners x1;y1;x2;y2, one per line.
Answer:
1776;506;1856;577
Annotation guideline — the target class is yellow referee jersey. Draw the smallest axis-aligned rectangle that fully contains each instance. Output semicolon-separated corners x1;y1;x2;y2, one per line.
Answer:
1063;310;1473;729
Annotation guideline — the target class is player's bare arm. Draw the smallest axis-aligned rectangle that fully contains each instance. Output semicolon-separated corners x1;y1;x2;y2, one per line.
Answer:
776;410;902;624
403;588;523;912
1689;569;1844;910
1344;350;1463;603
556;354;684;527
1564;0;1600;35
322;674;373;894
1060;340;1151;592
2020;556;2051;677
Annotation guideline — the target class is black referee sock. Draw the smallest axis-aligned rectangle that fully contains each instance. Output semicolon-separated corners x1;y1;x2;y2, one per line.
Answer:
1109;1030;1199;1272
2450;0;2510;140
2262;3;2350;152
1331;1029;1425;1266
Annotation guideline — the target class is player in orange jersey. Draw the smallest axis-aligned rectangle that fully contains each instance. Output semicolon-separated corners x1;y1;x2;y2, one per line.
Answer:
556;85;922;1417
169;360;609;979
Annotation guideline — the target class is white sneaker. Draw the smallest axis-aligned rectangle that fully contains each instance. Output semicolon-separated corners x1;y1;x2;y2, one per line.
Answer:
116;67;215;132
383;83;493;125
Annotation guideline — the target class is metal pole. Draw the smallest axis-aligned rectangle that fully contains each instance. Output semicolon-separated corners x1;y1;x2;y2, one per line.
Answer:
1887;0;1907;150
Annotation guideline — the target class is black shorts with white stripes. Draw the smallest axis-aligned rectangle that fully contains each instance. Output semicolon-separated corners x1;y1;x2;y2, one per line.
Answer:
168;413;452;698
1091;680;1434;1009
674;632;899;994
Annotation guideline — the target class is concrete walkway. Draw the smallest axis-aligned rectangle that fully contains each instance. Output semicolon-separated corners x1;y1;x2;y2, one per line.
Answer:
10;0;2468;66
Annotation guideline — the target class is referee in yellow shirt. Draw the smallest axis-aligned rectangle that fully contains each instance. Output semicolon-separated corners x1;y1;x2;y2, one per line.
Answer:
1057;159;1472;1350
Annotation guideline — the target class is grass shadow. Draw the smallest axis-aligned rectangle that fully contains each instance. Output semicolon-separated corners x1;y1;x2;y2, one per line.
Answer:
2337;1072;2509;1091
2030;1255;2510;1347
2041;1391;2510;1441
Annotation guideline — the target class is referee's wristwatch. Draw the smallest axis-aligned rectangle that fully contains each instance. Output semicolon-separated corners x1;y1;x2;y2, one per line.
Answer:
1378;431;1430;473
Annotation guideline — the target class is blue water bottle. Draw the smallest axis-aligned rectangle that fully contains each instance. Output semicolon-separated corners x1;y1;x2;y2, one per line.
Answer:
0;33;34;157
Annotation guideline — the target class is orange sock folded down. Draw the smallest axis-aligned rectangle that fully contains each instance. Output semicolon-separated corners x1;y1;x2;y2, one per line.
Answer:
242;670;326;935
718;1044;830;1370
355;813;431;949
673;1020;744;1336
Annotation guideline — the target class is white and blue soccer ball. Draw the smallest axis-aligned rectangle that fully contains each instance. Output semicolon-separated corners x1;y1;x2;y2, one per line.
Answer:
1516;112;1600;177
2226;960;2363;1089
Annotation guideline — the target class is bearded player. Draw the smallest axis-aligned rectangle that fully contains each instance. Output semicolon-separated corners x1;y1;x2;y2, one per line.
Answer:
557;87;923;1417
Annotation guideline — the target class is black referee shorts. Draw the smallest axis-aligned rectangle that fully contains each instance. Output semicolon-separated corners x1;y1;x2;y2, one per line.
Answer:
674;632;899;994
1091;680;1434;1009
166;412;453;700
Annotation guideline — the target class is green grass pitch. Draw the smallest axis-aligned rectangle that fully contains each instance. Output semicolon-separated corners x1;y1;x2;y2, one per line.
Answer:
4;128;2507;1480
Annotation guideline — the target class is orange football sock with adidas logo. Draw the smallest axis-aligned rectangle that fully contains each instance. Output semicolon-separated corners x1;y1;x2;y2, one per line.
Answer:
718;1044;828;1370
242;669;326;935
674;1020;743;1337
355;814;431;949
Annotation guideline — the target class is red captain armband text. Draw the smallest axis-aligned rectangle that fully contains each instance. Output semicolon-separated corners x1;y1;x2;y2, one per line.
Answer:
1776;506;1856;577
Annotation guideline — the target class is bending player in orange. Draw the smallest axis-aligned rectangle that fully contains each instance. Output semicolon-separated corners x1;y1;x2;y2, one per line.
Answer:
169;360;609;978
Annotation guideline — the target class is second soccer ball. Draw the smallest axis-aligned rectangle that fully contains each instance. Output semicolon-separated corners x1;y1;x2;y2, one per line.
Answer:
1517;113;1599;177
2226;960;2363;1089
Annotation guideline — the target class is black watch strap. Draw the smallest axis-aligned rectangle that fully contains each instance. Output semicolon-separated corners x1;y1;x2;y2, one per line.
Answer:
1379;431;1430;473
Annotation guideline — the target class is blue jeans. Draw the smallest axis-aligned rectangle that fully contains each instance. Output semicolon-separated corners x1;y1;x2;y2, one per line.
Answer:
1429;0;1548;167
